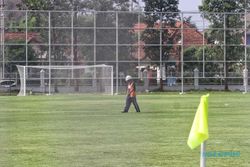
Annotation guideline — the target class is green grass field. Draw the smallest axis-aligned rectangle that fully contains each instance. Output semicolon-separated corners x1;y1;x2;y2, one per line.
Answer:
0;92;249;167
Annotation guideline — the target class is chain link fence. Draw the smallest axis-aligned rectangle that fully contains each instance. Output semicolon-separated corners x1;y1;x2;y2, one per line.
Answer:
0;10;250;94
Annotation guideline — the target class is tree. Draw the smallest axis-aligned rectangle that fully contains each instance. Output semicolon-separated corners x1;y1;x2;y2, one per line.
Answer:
5;43;36;74
184;45;225;78
199;0;250;90
16;0;138;63
16;0;139;90
141;0;179;90
2;0;38;76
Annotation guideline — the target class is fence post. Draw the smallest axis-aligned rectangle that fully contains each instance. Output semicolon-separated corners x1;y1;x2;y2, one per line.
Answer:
243;68;248;93
40;69;45;93
194;68;199;89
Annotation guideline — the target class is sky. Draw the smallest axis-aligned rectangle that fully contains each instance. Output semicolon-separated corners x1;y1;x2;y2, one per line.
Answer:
179;0;204;29
136;0;205;28
179;0;202;12
137;0;202;11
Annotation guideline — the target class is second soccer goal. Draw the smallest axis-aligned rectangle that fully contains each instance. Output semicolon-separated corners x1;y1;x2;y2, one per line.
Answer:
16;64;113;96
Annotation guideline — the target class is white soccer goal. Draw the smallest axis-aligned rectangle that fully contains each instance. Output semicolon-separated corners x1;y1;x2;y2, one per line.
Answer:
16;65;113;96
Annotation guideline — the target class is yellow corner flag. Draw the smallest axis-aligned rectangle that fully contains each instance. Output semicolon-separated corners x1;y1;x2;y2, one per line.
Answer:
187;94;209;149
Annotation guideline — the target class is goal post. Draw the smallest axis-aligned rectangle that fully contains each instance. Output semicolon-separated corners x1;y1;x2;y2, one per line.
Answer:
16;65;113;96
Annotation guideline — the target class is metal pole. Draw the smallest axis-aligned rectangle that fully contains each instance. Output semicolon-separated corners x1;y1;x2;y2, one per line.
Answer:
202;0;205;78
24;66;26;96
180;12;184;94
25;11;28;66
0;0;5;79
25;11;28;96
202;12;205;78
94;11;96;65
200;142;206;167
48;11;51;95
137;12;140;79
115;11;119;94
244;9;248;93
71;10;74;78
111;66;113;95
160;12;163;85
94;11;97;88
224;13;226;83
159;0;163;90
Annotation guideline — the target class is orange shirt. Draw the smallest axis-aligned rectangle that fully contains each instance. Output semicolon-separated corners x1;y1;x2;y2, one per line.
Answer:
127;81;136;97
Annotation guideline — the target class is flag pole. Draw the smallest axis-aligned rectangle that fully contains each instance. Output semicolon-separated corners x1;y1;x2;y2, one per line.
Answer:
200;141;206;167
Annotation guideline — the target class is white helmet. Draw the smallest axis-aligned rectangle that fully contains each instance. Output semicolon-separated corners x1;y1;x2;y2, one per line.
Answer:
125;75;132;81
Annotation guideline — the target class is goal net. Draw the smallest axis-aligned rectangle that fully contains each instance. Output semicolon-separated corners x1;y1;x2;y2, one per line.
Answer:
16;65;113;96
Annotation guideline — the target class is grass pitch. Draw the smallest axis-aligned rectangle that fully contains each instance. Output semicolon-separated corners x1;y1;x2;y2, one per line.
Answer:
0;92;249;167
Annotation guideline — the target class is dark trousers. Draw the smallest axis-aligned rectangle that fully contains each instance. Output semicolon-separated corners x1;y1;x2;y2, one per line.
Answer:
124;96;140;112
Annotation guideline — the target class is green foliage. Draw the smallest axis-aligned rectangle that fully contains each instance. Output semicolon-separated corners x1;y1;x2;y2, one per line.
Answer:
199;0;249;90
143;0;179;26
17;0;77;10
17;0;135;66
199;0;248;13
5;44;37;73
199;0;248;52
183;45;225;80
141;0;179;64
4;17;38;74
17;0;135;11
183;46;201;72
8;17;37;31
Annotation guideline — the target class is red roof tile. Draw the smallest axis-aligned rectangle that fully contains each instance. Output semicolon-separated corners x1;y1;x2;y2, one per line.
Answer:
4;32;40;42
133;22;206;45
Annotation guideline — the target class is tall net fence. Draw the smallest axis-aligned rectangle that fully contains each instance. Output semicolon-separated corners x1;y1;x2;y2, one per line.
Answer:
1;10;250;94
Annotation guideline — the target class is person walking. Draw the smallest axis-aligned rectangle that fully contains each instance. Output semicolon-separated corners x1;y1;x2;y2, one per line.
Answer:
122;75;141;113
